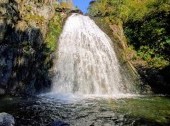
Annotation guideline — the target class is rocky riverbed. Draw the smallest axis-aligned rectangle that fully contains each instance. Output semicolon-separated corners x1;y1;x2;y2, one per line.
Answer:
0;94;170;126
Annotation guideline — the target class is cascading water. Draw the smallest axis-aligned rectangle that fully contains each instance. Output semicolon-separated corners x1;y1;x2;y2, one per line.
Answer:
52;14;134;95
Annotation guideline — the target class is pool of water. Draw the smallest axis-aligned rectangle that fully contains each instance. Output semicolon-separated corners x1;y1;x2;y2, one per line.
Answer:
0;94;170;126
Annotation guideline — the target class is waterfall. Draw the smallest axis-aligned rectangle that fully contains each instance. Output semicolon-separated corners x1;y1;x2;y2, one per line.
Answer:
52;14;134;95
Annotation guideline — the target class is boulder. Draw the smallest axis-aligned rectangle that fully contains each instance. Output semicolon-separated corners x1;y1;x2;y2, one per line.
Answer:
0;112;15;126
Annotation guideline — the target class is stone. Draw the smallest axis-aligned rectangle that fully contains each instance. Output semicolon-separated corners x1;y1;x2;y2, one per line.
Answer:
0;0;9;4
0;0;63;96
0;19;7;43
0;112;15;126
50;120;69;126
0;88;5;95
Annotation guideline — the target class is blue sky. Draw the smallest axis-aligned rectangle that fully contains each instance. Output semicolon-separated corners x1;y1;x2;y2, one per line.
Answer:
73;0;92;13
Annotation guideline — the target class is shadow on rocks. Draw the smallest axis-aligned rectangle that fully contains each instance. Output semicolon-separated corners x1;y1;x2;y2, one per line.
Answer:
48;120;69;126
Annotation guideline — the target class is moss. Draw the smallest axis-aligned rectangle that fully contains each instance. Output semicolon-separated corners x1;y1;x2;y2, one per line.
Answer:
108;96;170;124
24;14;44;24
45;14;62;52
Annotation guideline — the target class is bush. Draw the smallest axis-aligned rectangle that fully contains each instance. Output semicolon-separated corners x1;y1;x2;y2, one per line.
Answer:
45;14;62;52
89;0;170;68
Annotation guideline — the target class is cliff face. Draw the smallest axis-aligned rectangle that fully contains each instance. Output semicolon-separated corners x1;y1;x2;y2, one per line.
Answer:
89;1;170;94
0;0;65;95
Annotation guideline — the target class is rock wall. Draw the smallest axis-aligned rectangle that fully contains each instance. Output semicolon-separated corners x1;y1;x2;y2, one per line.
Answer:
0;0;65;95
90;17;149;93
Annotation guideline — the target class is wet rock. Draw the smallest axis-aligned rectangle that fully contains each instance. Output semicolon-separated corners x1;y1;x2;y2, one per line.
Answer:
0;0;66;96
0;112;15;126
0;88;5;95
0;48;13;89
50;120;69;126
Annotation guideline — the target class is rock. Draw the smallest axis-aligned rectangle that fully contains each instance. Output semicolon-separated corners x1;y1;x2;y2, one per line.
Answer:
0;88;5;95
0;48;13;88
50;120;69;126
69;9;83;14
0;112;15;126
0;0;9;4
0;19;7;43
0;0;64;96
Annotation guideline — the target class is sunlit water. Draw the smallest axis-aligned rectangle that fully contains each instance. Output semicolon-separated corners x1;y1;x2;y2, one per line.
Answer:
0;94;170;126
52;13;135;95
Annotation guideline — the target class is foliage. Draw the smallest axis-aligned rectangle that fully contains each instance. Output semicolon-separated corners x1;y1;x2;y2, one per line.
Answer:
60;2;73;9
89;0;170;68
89;0;170;22
125;11;170;68
89;0;119;17
45;14;62;52
24;14;44;24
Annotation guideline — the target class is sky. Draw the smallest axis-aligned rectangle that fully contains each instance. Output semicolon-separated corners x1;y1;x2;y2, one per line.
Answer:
73;0;92;13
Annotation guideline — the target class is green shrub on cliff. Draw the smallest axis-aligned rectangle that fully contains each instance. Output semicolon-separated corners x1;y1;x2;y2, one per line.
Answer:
24;14;45;25
89;0;170;68
60;1;73;9
124;11;170;68
89;0;170;22
45;14;62;52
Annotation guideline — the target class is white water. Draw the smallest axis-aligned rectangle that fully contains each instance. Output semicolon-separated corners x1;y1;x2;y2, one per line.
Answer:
52;14;133;95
